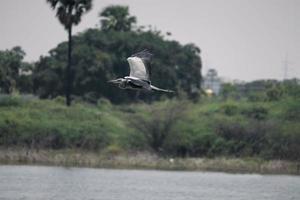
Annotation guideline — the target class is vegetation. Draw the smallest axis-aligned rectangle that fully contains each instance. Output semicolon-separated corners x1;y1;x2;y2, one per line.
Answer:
46;0;92;106
0;4;201;104
99;5;137;32
0;47;33;94
32;28;201;103
0;85;299;162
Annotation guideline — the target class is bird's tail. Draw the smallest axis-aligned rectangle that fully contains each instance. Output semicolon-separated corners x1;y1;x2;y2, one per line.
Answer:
151;85;174;93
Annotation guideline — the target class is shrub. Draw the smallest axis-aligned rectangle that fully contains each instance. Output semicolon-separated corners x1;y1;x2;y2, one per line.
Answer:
190;134;217;156
265;87;283;101
0;95;23;107
0;118;21;146
283;101;300;121
247;92;266;102
266;123;300;160
129;100;187;153
241;105;268;120
214;119;278;157
219;103;239;116
53;96;65;104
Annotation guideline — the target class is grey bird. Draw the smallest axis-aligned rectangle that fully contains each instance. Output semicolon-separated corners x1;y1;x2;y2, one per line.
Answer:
108;50;174;93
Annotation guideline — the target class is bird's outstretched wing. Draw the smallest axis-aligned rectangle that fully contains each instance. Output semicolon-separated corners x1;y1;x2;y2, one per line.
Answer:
127;50;153;81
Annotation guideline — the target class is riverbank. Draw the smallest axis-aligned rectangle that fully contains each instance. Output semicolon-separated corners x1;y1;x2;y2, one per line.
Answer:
0;149;299;175
1;95;300;161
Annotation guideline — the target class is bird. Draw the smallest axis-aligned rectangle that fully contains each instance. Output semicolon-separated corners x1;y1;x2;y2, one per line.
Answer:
108;50;174;93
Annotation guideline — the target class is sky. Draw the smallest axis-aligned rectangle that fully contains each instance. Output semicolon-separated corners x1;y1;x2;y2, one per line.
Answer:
0;0;299;81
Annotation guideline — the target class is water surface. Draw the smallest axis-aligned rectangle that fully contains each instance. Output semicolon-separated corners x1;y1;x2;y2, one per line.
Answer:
0;165;299;200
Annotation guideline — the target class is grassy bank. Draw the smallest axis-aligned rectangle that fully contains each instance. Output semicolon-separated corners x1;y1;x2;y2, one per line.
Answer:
0;149;299;175
0;95;300;170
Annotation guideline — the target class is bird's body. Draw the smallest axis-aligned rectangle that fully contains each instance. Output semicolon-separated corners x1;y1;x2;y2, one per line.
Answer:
108;50;174;93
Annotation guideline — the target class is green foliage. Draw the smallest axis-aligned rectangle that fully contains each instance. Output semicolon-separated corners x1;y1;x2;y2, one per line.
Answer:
246;92;266;102
0;96;299;160
241;105;268;120
219;102;239;116
0;95;23;107
129;100;187;153
265;86;283;101
33;4;202;103
220;83;239;100
33;28;202;103
283;100;300;121
0;97;127;150
46;0;92;30
224;79;299;103
99;5;137;32
46;0;93;106
282;79;300;98
0;47;33;94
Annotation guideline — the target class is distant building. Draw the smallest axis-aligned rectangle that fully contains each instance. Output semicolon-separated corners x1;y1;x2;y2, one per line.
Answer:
202;69;221;95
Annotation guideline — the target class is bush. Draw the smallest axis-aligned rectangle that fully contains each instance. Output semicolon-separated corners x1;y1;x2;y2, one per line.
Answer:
129;100;187;153
53;96;65;104
192;133;219;156
0;97;118;150
219;103;239;116
0;95;23;107
214;119;279;157
247;92;266;102
265;123;300;160
241;105;268;120
0;118;21;146
265;87;283;101
283;100;300;121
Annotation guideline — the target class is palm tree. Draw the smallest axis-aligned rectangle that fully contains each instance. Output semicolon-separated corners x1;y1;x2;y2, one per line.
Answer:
100;5;136;32
46;0;92;106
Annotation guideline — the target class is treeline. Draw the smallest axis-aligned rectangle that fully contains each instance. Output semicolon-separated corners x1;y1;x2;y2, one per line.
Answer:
0;5;202;104
220;79;300;101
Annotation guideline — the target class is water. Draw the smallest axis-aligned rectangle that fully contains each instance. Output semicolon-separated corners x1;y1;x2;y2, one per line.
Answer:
0;165;299;200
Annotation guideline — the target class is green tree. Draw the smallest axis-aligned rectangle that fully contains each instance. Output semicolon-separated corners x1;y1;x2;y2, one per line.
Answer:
265;86;283;101
282;79;300;99
99;5;136;32
0;47;28;94
220;83;238;100
46;0;92;106
34;5;202;103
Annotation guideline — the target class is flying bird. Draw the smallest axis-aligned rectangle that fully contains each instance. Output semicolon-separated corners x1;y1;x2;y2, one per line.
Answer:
108;50;174;93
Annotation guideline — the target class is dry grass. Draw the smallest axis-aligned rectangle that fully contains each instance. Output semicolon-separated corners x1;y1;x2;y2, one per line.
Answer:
0;148;299;175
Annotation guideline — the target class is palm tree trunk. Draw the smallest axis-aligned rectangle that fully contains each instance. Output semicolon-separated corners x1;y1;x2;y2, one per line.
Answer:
66;25;72;106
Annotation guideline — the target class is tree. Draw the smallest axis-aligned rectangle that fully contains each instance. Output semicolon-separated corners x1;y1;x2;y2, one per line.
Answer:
282;79;300;99
99;5;136;32
0;47;27;94
34;5;202;103
46;0;92;106
220;83;238;100
33;28;202;103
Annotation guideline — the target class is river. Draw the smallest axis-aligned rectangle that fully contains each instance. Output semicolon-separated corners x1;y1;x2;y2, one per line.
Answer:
0;165;299;200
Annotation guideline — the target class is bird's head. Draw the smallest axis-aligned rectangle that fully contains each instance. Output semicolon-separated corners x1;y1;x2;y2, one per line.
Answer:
108;78;127;89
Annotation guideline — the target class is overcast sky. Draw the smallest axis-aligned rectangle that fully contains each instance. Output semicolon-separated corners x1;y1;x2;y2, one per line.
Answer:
0;0;299;81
